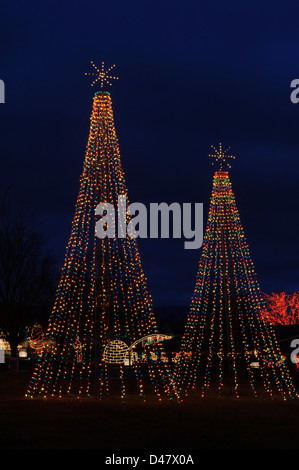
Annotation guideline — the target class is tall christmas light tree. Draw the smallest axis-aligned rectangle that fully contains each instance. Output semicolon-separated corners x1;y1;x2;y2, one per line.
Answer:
176;144;297;400
26;62;176;400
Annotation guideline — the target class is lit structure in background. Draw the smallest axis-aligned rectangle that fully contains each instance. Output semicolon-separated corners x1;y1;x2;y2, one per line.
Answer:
0;335;11;356
102;334;174;365
27;324;45;356
85;61;119;88
261;291;299;325
176;144;297;399
26;63;176;400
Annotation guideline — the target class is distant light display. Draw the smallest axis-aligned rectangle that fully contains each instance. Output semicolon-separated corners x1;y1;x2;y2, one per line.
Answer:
28;324;45;356
261;291;299;325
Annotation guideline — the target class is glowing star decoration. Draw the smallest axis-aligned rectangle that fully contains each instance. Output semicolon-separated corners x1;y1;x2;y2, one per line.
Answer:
209;143;236;170
85;61;119;88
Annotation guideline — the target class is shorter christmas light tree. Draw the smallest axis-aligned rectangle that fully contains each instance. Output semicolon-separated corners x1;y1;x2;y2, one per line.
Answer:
176;144;297;400
26;63;177;401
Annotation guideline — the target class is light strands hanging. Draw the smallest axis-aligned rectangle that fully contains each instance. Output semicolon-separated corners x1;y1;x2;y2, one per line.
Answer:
176;145;297;400
26;66;178;401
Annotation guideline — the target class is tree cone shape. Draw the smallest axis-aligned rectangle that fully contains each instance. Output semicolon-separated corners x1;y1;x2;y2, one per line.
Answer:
176;170;297;399
26;92;177;401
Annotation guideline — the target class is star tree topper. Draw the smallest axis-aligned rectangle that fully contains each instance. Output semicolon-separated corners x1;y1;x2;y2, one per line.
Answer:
85;61;119;88
209;143;236;170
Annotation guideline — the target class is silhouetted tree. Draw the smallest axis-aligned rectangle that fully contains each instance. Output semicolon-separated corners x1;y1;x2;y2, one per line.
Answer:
0;190;57;356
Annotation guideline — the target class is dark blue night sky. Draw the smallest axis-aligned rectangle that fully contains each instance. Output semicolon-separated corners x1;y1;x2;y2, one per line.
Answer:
1;0;299;313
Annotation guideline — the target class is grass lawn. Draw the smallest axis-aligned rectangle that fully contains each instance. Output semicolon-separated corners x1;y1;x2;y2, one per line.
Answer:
0;369;299;450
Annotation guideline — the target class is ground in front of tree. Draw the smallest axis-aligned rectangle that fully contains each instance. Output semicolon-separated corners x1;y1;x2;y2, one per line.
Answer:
0;370;298;449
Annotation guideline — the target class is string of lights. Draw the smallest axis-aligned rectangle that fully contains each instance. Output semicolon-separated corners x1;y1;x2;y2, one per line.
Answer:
26;83;177;401
176;145;297;400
